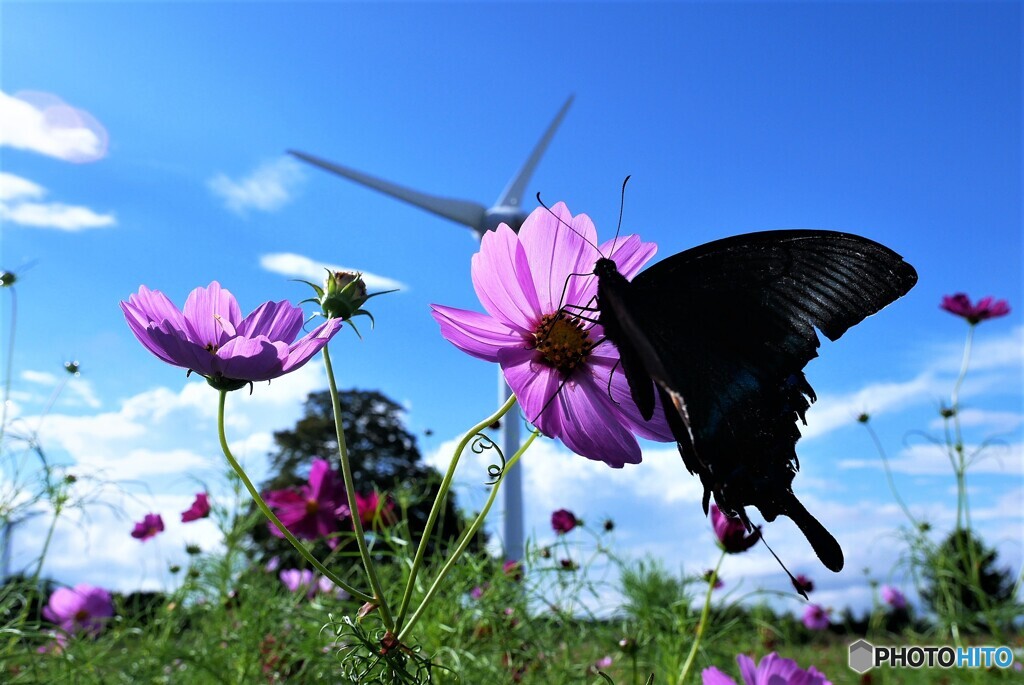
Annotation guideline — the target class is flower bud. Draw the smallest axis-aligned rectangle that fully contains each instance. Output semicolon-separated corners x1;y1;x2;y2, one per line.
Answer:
322;271;369;320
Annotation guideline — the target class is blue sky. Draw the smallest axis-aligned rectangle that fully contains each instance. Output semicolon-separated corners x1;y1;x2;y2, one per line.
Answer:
1;2;1020;616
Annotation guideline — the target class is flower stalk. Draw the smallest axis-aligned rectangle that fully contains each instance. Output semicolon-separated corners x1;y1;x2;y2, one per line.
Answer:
397;427;539;643
216;390;372;604
395;393;518;632
677;549;726;685
322;346;394;629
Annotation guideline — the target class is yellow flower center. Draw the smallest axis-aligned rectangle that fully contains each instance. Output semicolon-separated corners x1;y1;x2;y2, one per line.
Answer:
533;312;594;375
305;498;319;516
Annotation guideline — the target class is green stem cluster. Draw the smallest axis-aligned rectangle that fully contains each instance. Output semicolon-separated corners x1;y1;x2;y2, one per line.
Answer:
676;549;726;685
216;357;528;648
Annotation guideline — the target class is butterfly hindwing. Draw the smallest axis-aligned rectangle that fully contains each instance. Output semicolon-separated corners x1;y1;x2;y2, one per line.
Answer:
597;230;918;572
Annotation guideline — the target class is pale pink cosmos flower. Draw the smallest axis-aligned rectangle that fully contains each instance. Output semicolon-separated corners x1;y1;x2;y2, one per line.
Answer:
802;604;830;631
881;585;907;609
431;202;673;467
702;652;832;685
43;584;114;636
121;281;342;391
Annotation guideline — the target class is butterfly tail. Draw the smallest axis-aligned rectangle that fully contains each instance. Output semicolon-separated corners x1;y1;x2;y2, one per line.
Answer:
779;492;845;573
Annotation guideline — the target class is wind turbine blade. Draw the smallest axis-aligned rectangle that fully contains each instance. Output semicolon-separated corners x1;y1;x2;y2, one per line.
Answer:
288;150;488;230
495;94;574;209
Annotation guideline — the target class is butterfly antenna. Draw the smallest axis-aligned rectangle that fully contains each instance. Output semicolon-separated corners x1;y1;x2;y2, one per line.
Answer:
611;175;630;256
536;192;604;258
758;533;809;600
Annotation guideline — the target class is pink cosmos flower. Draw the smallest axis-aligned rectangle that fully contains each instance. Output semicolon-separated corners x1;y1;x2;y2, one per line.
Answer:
279;568;317;598
940;293;1010;324
551;508;579;534
702;653;832;685
710;504;761;554
121;281;343;391
503;559;523;581
42;584;114;636
802;604;830;631
355;490;394;527
181;492;211;522
279;569;347;599
431;202;673;467
881;585;907;609
131;513;164;541
264;458;349;546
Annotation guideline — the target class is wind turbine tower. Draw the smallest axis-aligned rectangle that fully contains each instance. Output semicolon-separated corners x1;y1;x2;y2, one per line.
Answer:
289;95;574;563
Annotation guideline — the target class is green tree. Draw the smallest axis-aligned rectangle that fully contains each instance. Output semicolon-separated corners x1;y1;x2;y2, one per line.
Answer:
249;389;478;567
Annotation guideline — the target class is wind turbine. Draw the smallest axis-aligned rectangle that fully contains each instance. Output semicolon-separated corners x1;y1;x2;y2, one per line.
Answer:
289;95;574;563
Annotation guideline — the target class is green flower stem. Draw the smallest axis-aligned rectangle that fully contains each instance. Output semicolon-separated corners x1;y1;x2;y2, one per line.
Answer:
394;393;518;633
322;347;394;630
397;427;539;644
950;324;974;531
676;549;726;685
0;285;17;450
861;420;917;527
216;390;373;604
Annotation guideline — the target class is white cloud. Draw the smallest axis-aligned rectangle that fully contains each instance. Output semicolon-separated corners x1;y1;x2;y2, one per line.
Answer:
208;156;305;214
21;370;58;386
839;441;1022;476
0;200;116;231
0;90;107;163
0;172;45;201
259;252;407;293
803;372;938;440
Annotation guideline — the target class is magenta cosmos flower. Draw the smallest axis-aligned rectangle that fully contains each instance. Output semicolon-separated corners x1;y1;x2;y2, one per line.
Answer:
881;585;907;609
802;604;830;631
431;202;673;467
792;574;814;594
121;281;343;391
181;492;211;522
264;458;349;545
940;293;1010;324
710;504;761;553
355;491;393;527
131;513;164;541
702;653;832;685
43;584;114;636
551;508;579;534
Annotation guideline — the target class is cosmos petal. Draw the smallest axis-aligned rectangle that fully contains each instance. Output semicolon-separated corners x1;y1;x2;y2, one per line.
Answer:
497;347;560;428
519;201;600;311
182;282;243;348
472;224;541;331
431;304;523;362
216;336;287;381
699;667;739;685
238;300;304;341
281;318;343;374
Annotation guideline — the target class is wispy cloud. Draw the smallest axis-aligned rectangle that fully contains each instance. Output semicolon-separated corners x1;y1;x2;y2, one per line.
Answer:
0;201;116;231
0;172;45;201
839;441;1022;476
259;252;406;292
208;156;305;214
0;171;116;231
0;90;108;163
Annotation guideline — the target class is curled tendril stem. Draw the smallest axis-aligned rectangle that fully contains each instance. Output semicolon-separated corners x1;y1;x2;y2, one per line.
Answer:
469;433;506;486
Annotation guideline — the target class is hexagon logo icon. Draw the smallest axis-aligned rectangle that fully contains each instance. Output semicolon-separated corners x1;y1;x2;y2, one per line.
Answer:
849;639;875;673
